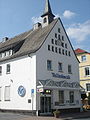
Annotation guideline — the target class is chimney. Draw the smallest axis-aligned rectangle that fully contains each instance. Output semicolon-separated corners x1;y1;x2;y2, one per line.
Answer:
33;22;41;30
2;37;9;42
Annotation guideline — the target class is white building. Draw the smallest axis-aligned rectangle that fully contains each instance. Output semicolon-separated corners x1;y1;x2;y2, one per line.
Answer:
0;0;81;115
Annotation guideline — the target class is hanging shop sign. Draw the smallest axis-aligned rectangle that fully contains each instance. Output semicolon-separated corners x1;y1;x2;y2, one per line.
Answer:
18;86;26;97
52;72;70;79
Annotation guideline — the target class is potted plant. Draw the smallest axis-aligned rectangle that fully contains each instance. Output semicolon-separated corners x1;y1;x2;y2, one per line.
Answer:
53;109;60;118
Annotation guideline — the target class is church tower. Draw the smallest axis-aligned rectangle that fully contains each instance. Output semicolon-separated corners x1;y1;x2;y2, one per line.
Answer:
41;0;55;27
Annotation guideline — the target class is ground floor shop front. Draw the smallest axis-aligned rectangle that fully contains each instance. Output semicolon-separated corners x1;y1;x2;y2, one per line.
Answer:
37;80;81;115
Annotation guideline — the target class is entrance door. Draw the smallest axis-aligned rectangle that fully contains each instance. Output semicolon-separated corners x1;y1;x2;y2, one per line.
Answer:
40;96;51;113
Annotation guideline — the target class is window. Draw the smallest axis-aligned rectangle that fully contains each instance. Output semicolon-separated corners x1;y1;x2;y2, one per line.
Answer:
61;42;64;47
65;50;67;56
48;45;50;51
51;39;54;44
55;33;57;38
68;65;72;74
86;84;90;91
68;51;71;56
58;28;61;33
52;46;54;52
81;55;86;62
69;91;74;103
0;66;2;75
47;60;52;71
85;67;90;76
0;87;1;101
6;64;10;74
59;48;61;54
62;49;64;55
58;35;60;40
58;63;63;72
4;86;10;101
62;36;64;41
43;17;47;23
55;40;57;45
55;47;57;53
0;53;2;58
59;91;64;104
65;44;67;49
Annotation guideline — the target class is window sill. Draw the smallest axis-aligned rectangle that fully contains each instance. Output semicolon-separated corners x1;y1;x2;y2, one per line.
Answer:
6;72;10;74
47;69;53;71
58;70;63;73
68;72;72;74
4;100;10;101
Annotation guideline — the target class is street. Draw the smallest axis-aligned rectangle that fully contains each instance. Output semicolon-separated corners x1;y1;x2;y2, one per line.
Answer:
0;112;90;120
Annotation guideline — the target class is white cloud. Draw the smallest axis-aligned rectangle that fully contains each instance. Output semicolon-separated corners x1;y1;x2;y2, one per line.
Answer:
66;20;90;43
63;10;76;19
31;17;42;24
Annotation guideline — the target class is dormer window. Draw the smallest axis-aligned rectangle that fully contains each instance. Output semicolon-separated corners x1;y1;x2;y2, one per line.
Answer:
43;17;47;23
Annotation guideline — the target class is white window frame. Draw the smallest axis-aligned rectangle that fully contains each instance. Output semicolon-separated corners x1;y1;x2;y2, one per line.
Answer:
68;65;72;74
81;55;86;62
0;87;2;101
6;64;11;74
58;90;64;104
69;91;74;103
0;66;2;75
4;86;10;101
47;60;52;71
58;62;63;72
85;67;90;76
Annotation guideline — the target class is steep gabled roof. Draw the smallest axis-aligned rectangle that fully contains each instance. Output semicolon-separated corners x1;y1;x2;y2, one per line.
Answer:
0;19;58;62
75;48;90;55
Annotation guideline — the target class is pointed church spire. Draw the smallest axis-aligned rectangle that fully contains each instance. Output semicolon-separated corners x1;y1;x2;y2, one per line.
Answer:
41;0;55;27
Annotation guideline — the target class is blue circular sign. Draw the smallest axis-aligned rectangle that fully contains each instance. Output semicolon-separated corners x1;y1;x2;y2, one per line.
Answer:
18;86;26;97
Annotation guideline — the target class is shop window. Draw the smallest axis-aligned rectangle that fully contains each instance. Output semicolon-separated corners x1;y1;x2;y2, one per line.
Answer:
4;86;10;101
0;66;2;75
86;84;90;91
47;60;52;71
48;45;50;51
0;87;1;101
68;65;72;74
6;64;10;74
85;67;90;76
81;55;86;62
58;62;63;72
59;91;64;104
69;91;74;103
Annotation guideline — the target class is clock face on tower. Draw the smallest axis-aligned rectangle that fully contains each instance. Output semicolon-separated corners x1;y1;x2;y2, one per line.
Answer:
18;86;26;97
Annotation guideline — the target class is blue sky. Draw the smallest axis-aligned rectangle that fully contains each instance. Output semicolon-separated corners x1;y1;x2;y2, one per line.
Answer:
0;0;90;51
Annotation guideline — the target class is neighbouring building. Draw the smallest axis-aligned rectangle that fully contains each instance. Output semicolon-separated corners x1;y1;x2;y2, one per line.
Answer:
0;0;81;115
75;48;90;99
